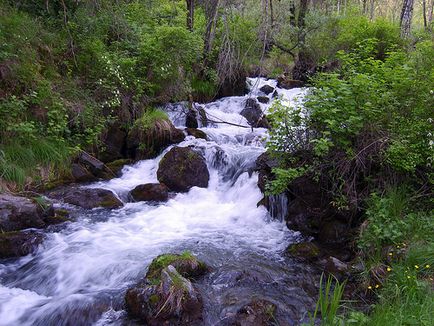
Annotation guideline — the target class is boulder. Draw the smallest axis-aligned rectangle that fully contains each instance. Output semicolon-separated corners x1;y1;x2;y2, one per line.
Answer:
0;231;44;258
321;256;349;278
259;84;275;95
198;107;208;127
71;163;97;183
157;147;209;192
186;109;198;128
77;152;106;177
127;118;185;160
130;183;169;202
99;122;127;163
0;194;54;232
125;253;208;325
105;159;132;177
48;187;123;209
186;128;208;140
276;76;304;89
240;98;270;129
256;96;269;104
231;299;277;326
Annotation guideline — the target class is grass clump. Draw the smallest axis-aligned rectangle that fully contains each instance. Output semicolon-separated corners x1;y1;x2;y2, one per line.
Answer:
134;109;169;132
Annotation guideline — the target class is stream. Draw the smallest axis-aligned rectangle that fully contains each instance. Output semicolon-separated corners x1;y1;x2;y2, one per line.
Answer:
0;78;320;325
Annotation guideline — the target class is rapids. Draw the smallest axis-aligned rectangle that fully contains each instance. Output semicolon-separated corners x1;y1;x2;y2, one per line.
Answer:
0;78;319;325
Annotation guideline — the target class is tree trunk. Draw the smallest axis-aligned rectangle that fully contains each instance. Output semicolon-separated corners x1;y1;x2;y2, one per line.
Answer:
429;1;434;29
422;0;428;28
186;0;194;31
298;0;309;29
370;0;375;20
289;0;296;27
400;0;415;38
203;0;220;68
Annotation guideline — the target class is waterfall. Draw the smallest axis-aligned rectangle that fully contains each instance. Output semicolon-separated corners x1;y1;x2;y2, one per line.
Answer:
0;78;315;326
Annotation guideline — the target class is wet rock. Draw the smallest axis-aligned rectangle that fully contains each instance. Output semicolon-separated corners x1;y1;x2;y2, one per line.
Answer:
198;107;208;127
322;256;349;278
146;252;209;280
259;84;275;95
186;109;199;128
257;96;270;104
231;299;277;326
217;72;248;98
240;98;270;129
99;122;127;163
272;90;279;98
157;147;209;192
0;194;54;232
71;163;97;183
0;231;44;258
125;253;208;325
254;152;279;193
44;208;71;225
105;159;132;177
48;187;123;209
277;75;304;89
77;152;107;177
287;242;321;260
130;183;169;202
127;118;185;160
186;128;208;140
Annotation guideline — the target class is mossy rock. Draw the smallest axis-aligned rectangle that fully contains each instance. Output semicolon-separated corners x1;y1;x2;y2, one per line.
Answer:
105;159;132;176
157;147;209;192
146;251;209;283
287;242;321;260
0;231;44;258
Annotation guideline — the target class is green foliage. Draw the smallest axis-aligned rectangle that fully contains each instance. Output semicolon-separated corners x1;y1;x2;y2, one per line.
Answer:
134;109;169;131
306;274;346;326
267;38;434;204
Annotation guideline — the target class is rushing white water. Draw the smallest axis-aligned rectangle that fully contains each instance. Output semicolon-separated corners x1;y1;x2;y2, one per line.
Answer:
0;78;314;326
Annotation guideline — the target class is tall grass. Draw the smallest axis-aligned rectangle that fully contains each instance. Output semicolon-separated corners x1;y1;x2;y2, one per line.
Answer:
307;274;346;326
0;138;73;187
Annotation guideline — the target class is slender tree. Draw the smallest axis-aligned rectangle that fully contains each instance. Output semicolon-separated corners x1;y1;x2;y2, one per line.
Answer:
186;0;194;31
400;0;415;37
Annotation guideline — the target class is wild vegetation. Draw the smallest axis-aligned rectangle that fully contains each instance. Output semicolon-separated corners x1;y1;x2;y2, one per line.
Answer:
0;0;433;324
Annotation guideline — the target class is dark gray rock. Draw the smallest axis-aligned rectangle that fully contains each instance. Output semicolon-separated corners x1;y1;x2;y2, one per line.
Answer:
186;128;208;140
259;84;275;95
0;194;54;232
125;253;208;325
230;299;277;326
130;183;169;202
257;96;269;104
157;147;209;192
241;98;270;129
48;187;123;209
0;231;44;258
99;122;127;163
186;109;199;128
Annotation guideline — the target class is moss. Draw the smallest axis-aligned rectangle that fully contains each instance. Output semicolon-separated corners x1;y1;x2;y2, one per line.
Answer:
149;294;160;306
287;242;321;259
105;159;132;174
146;251;208;283
134;109;169;132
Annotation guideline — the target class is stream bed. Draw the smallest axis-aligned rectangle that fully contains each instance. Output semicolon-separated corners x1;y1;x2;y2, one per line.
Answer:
0;78;320;325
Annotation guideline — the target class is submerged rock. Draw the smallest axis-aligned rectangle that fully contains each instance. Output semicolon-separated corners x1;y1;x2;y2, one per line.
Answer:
257;96;270;104
259;84;275;95
186;128;208;140
130;183;169;202
0;231;44;258
0;194;54;232
287;242;321;260
240;98;270;129
48;187;123;209
125;252;208;325
157;147;209;192
231;299;277;326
